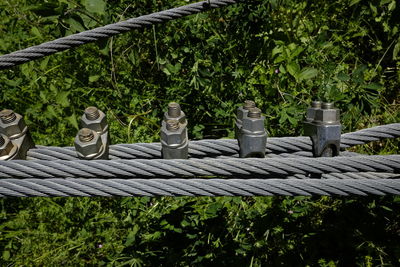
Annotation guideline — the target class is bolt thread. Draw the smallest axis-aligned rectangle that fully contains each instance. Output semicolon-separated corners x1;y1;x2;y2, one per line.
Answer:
166;120;180;131
167;102;181;118
78;128;95;142
0;109;17;123
311;101;322;108
322;102;334;109
243;100;256;110
0;135;5;147
248;108;261;118
85;106;100;120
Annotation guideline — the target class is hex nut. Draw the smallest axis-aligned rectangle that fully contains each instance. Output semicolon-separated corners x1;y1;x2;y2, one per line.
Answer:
237;100;255;120
241;116;265;133
81;108;108;134
314;108;340;124
74;129;104;158
235;101;256;139
163;103;186;125
306;101;322;122
0;111;27;139
160;120;187;147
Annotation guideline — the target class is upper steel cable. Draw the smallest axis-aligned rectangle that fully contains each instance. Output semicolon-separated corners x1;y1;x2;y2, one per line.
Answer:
26;123;400;160
0;0;238;70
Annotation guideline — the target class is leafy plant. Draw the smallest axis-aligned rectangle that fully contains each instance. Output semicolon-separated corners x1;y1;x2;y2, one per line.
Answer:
0;0;399;265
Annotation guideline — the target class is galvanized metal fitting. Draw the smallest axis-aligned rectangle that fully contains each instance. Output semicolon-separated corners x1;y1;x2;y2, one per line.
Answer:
304;101;341;157
81;106;108;134
0;134;18;160
77;106;109;159
238;107;267;158
161;105;189;159
163;102;187;126
74;128;108;159
235;100;256;138
0;109;35;160
306;101;322;122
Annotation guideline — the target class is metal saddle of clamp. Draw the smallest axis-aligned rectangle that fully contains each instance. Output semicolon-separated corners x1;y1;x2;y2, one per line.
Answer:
0;109;35;160
304;101;341;157
238;107;267;158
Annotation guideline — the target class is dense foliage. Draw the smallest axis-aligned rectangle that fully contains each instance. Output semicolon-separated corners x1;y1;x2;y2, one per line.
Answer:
0;0;399;265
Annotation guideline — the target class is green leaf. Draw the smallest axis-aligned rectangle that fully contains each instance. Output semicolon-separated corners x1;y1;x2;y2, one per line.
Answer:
337;72;350;81
164;63;181;75
83;0;106;14
271;46;283;58
89;75;100;83
66;114;79;130
388;1;396;11
393;38;400;60
2;250;10;260
350;0;361;6
31;26;42;38
125;225;139;246
369;3;378;16
297;67;318;80
286;62;300;79
56;91;70;107
362;83;383;90
46;105;58;119
381;206;393;212
66;17;86;33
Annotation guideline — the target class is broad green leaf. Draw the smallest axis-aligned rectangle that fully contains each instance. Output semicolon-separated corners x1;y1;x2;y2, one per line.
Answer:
271;46;283;57
289;46;304;60
83;0;106;14
298;67;318;80
66;17;85;33
388;1;396;11
286;62;300;79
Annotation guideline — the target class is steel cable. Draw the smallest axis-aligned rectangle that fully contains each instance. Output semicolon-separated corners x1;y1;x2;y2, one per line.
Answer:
26;123;400;160
1;177;400;197
0;0;238;69
1;155;400;179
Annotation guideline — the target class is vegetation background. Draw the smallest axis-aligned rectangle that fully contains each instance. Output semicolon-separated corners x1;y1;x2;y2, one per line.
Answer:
0;0;399;265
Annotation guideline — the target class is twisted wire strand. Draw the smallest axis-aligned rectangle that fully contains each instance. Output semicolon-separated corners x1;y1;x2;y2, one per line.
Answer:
26;123;400;160
1;177;400;197
341;123;400;148
0;0;238;69
2;155;400;179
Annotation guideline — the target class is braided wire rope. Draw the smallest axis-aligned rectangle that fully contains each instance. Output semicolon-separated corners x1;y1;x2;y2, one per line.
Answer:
1;177;400;197
26;123;400;160
1;155;400;179
0;0;238;69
